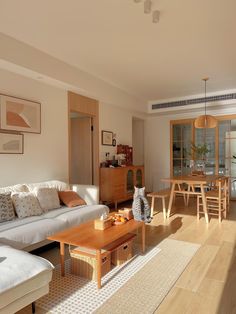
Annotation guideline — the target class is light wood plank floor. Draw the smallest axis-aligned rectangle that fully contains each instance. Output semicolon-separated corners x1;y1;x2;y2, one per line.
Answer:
17;197;236;314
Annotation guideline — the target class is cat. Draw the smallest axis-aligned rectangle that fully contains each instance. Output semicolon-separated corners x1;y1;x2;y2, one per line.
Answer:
132;186;152;223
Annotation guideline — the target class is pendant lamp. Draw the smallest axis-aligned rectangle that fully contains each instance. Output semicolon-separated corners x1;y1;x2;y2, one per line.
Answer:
194;78;217;129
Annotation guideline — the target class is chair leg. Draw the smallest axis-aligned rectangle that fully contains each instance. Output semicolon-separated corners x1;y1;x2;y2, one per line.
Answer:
197;196;200;220
223;199;227;219
186;184;191;206
162;197;166;219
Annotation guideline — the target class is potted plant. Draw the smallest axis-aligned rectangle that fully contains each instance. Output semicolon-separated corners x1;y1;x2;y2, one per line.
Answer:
189;142;211;175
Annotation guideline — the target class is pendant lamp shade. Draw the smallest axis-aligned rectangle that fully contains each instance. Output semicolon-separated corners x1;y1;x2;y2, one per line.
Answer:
194;78;217;129
194;114;217;128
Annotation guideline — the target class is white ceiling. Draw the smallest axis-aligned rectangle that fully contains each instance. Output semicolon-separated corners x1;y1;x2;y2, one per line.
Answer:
0;0;236;104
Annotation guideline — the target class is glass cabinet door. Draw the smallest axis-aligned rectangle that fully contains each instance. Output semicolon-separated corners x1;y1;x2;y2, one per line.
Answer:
127;169;134;194
172;123;192;175
195;128;216;175
225;128;236;199
136;169;143;188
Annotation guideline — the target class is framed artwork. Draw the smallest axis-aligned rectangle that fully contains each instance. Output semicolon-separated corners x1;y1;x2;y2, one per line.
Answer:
0;95;41;134
102;130;113;146
0;132;24;154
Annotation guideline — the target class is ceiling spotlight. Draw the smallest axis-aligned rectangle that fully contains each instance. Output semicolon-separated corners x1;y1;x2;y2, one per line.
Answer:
152;10;160;23
144;0;152;14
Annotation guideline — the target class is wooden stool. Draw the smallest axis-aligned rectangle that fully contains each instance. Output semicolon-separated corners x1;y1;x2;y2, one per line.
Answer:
147;189;170;219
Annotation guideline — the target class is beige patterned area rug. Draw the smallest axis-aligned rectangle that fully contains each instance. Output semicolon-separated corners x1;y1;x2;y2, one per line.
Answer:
38;239;200;314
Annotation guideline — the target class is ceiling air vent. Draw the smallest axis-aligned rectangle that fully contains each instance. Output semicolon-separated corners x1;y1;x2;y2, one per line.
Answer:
152;93;236;110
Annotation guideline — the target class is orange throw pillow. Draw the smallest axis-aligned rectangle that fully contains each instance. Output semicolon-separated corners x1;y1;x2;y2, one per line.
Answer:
58;190;86;208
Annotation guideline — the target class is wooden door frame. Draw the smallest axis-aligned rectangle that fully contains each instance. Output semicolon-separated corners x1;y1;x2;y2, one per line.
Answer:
68;91;99;186
170;114;236;176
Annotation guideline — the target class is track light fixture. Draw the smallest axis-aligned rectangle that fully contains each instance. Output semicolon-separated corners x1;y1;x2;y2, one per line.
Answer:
144;0;152;14
134;0;160;23
152;10;160;23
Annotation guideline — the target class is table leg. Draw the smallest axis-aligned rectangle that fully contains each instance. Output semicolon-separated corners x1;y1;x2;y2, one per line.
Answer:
141;222;145;254
167;183;175;218
200;184;209;224
162;197;166;219
96;249;102;289
60;242;65;276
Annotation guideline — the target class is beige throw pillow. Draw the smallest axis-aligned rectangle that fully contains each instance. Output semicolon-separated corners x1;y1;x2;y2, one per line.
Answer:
34;187;61;212
0;193;15;222
12;192;43;218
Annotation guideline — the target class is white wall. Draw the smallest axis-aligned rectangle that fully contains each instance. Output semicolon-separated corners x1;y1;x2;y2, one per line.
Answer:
0;69;68;187
132;118;144;166
99;102;144;162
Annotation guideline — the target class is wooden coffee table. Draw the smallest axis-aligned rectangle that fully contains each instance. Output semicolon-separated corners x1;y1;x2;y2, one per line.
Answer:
48;219;145;289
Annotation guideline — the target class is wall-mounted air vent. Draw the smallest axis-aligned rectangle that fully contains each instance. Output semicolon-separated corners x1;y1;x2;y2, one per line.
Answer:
152;93;236;110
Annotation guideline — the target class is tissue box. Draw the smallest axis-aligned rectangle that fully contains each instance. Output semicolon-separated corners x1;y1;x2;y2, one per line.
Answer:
94;217;113;230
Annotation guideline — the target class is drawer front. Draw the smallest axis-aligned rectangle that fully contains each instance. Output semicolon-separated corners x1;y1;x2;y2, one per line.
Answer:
113;187;125;199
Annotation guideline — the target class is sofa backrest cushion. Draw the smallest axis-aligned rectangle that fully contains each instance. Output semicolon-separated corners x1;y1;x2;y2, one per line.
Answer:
12;192;43;218
34;187;61;212
58;190;86;208
26;180;70;192
0;193;15;222
0;184;29;194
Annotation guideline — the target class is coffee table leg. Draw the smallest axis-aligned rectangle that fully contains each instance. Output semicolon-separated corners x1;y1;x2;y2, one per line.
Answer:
141;222;145;254
96;249;102;289
60;242;65;276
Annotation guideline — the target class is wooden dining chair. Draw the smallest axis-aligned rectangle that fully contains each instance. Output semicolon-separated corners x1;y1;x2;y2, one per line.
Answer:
197;177;227;222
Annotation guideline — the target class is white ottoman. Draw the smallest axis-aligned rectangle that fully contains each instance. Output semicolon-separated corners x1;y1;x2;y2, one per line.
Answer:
0;244;53;314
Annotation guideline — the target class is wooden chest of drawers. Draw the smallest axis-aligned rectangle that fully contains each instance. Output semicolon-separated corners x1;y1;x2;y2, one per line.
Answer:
100;166;144;208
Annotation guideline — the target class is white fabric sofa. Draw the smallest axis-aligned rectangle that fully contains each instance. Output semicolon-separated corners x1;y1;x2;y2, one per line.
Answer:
0;243;53;314
0;180;109;251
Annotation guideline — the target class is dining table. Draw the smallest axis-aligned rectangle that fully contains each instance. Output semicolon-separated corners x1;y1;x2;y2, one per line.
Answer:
161;174;224;223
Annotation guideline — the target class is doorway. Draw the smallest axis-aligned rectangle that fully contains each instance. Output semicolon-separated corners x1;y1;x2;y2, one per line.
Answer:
70;112;93;184
68;91;99;186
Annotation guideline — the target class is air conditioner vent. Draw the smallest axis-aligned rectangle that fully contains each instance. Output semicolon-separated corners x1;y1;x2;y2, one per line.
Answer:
152;93;236;110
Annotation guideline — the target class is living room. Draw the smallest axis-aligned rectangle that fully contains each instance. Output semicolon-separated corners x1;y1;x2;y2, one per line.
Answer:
0;1;236;313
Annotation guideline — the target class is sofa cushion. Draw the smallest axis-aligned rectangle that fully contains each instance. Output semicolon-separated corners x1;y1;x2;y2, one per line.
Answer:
0;193;15;222
46;204;109;227
0;184;28;194
0;216;67;248
12;192;43;218
58;190;86;208
0;245;53;296
34;187;61;212
26;180;70;192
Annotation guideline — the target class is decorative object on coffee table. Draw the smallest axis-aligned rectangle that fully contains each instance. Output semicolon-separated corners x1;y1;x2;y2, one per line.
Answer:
118;208;134;220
